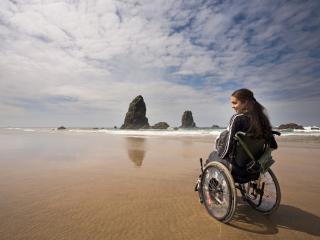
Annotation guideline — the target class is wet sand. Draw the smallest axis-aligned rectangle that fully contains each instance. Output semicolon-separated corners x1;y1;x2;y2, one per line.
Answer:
0;131;319;240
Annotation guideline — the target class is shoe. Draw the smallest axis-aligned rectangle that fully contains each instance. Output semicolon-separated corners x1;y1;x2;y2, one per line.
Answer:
194;182;199;192
194;175;201;192
195;175;204;204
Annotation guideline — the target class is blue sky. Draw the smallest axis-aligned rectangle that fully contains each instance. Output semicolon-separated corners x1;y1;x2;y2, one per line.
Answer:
0;0;319;127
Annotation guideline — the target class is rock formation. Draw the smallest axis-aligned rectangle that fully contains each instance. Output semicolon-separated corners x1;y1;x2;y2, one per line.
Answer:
211;125;220;128
278;123;304;130
121;95;150;129
180;110;196;128
151;122;170;129
57;126;66;130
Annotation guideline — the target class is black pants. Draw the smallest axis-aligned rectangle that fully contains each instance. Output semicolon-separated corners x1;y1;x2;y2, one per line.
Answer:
205;151;232;171
205;151;259;183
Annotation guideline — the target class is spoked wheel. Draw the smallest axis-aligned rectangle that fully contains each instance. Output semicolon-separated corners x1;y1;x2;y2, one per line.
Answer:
200;162;237;223
240;169;281;214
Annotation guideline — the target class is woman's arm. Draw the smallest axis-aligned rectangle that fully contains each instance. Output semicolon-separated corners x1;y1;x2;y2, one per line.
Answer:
219;113;246;159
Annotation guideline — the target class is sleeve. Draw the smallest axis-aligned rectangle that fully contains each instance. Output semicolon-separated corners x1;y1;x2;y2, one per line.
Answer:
215;130;227;153
219;114;243;159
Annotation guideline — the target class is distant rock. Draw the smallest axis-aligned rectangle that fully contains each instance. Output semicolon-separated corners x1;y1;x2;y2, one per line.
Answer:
311;126;319;130
211;125;220;129
151;122;170;129
180;110;196;128
121;95;150;129
114;126;117;129
57;126;66;130
278;123;304;130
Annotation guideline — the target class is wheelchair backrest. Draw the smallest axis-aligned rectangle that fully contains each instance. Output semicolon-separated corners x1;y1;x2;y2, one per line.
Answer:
233;132;267;168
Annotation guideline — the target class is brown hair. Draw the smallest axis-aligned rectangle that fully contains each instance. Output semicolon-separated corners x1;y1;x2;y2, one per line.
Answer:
232;88;272;139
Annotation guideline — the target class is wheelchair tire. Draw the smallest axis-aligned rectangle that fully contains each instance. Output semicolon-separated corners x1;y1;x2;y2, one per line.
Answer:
200;161;237;223
241;168;281;214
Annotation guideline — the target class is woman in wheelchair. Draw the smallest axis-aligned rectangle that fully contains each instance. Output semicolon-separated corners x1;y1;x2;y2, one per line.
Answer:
207;88;277;181
196;88;281;223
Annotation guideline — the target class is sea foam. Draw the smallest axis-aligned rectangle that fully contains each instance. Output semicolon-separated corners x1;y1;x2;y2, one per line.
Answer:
2;127;320;137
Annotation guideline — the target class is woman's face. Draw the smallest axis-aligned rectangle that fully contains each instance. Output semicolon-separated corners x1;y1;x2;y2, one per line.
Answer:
231;96;246;113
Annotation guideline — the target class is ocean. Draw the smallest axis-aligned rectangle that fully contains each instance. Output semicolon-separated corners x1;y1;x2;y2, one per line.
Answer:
2;126;320;137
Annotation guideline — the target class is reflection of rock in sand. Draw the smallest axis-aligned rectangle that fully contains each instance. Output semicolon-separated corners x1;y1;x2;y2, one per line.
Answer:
126;137;146;167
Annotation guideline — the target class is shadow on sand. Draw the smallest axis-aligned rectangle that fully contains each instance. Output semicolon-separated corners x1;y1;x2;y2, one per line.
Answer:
229;203;320;236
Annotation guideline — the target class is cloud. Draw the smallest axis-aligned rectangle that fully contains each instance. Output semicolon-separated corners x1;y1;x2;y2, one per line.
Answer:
0;0;319;127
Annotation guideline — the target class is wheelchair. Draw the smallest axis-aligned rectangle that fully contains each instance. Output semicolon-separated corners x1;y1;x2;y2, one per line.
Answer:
195;131;281;223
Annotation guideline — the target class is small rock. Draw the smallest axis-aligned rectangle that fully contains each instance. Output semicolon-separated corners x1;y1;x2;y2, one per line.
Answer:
278;123;304;130
151;122;170;129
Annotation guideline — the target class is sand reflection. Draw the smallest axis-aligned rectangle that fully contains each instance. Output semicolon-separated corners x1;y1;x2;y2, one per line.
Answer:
126;137;146;167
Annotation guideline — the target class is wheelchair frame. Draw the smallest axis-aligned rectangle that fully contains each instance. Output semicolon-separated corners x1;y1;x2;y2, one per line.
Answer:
197;131;281;223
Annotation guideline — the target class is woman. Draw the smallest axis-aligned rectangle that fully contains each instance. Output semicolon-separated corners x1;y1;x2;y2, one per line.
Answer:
206;88;277;168
195;88;277;201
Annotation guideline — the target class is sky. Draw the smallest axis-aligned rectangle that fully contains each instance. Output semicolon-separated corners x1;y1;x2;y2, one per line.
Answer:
0;0;319;127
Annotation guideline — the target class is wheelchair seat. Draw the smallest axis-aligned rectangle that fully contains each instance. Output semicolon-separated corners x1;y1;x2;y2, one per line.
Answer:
230;164;260;183
230;132;268;183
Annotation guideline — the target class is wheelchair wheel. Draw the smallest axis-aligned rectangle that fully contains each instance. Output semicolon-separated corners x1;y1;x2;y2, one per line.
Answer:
241;169;281;214
200;161;237;223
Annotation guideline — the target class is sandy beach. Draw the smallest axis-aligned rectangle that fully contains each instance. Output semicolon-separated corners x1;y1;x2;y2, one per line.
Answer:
0;130;319;240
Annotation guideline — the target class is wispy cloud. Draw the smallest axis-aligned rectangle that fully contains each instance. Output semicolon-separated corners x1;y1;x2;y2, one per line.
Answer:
0;0;319;127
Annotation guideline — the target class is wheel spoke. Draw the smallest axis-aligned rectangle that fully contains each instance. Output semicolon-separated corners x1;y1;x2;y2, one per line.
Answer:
200;163;236;222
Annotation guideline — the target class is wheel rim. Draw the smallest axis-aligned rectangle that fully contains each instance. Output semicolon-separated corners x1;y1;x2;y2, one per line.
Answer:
201;166;231;219
243;171;278;211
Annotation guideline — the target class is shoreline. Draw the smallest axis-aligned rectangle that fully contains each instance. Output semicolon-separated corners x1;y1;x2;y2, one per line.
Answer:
1;127;320;139
1;128;320;147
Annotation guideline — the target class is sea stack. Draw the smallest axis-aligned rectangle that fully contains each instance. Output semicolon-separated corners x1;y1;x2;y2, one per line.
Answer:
121;95;150;129
180;110;196;128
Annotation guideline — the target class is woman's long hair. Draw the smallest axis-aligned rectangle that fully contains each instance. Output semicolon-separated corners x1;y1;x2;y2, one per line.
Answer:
232;88;272;139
